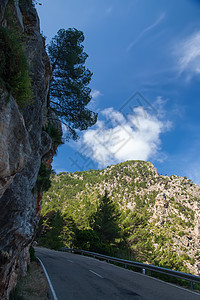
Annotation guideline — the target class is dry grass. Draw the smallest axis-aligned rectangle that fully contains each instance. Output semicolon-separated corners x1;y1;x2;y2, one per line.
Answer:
10;261;49;300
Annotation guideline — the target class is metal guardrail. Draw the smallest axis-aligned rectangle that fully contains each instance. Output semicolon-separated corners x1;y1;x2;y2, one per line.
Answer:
61;247;200;289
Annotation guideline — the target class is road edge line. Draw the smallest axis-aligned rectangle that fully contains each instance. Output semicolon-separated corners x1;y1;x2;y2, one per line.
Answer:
37;256;58;300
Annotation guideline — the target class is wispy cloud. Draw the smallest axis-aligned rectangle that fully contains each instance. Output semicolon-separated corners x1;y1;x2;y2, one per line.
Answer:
78;99;171;168
90;89;102;99
127;12;165;52
174;31;200;79
88;89;103;111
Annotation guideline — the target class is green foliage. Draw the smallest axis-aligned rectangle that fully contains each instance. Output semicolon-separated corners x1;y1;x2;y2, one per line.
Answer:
29;245;36;262
91;192;121;246
44;123;64;149
37;211;65;250
74;229;100;252
178;231;186;237
19;0;42;9
36;163;51;194
122;208;155;262
154;251;190;273
19;0;34;7
37;210;77;249
48;28;97;140
9;286;23;300
0;26;32;108
61;215;77;247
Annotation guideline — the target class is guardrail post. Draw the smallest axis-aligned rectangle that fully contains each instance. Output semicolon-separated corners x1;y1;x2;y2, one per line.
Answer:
190;281;194;290
125;264;127;269
107;259;110;263
142;268;146;275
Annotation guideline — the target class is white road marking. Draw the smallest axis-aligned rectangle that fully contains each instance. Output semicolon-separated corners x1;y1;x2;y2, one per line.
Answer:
67;259;74;263
89;269;104;279
37;257;58;300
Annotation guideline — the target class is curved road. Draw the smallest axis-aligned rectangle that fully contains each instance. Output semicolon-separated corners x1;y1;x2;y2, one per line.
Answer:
35;247;200;300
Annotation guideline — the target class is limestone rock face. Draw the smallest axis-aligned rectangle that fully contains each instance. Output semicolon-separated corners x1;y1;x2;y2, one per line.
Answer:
0;90;31;198
0;1;56;299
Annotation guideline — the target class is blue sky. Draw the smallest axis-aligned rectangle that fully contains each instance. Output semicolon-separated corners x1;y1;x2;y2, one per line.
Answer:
37;0;200;184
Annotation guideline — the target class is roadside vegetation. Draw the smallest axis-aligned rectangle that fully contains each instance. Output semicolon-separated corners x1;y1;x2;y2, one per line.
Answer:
10;248;49;300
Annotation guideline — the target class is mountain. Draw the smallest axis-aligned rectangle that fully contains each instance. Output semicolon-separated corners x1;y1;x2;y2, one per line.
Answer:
39;160;200;275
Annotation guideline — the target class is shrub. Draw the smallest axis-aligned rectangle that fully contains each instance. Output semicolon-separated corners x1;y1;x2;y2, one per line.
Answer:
37;211;65;250
29;245;36;262
74;229;100;252
19;0;34;8
44;123;63;149
0;27;32;108
178;231;185;237
36;163;51;193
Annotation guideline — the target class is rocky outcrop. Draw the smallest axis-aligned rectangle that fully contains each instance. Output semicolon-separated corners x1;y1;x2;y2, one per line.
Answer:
0;90;31;198
0;1;57;298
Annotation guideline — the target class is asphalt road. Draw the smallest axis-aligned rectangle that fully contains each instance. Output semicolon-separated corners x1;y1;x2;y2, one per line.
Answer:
35;247;200;300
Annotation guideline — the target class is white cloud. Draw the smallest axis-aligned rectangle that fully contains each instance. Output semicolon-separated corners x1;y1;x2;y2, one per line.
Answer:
90;89;102;99
79;103;171;168
127;12;165;51
175;31;200;78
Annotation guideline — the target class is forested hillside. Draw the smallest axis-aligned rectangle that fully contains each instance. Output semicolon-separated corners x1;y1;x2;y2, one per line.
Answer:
37;160;200;275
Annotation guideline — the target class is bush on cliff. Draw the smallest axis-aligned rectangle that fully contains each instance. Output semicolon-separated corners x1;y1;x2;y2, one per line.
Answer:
0;27;32;108
36;163;51;194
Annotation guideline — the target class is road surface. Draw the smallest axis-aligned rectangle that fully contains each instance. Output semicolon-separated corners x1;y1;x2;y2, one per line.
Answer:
35;247;200;300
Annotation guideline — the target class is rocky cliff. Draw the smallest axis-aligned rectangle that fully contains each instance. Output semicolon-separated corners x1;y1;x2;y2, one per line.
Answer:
0;1;60;298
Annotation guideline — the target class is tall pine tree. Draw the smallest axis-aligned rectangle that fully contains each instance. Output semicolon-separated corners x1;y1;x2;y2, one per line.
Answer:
48;28;97;140
91;192;121;244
